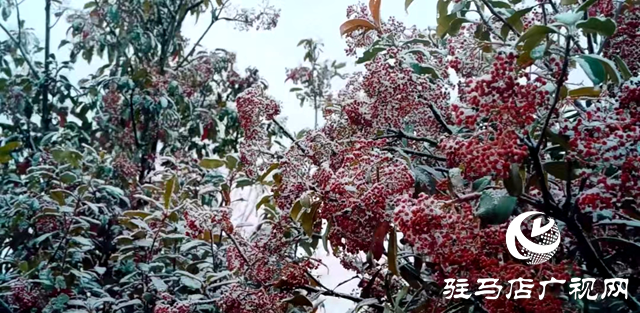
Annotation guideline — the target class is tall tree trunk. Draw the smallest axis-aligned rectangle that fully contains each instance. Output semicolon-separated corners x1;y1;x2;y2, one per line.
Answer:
41;0;51;132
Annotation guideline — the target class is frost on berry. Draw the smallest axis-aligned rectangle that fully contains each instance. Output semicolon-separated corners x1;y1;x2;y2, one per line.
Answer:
236;86;282;178
560;77;640;211
603;4;640;76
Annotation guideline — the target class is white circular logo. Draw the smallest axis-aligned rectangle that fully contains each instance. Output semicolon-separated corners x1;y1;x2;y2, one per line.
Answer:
506;211;561;265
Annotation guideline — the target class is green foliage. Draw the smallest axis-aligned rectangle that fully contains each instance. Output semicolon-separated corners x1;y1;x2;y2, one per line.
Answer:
0;0;279;312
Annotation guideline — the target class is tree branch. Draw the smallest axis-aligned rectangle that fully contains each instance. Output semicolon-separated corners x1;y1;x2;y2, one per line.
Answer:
175;17;215;70
0;23;39;79
382;147;447;162
300;285;383;309
479;0;520;37
271;118;309;154
374;129;438;146
41;0;52;132
536;33;572;150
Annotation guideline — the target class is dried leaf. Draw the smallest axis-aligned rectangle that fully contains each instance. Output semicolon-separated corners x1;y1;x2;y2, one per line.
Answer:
339;19;377;36
369;0;382;27
388;227;399;276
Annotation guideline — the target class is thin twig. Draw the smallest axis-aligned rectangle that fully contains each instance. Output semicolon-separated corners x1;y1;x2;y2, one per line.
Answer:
374;129;438;146
0;23;39;78
383;147;447;162
225;230;250;264
479;0;520;36
536;33;572;150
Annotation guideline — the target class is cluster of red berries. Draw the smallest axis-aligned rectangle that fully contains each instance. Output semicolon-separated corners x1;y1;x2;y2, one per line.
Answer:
7;280;47;311
153;302;191;313
183;208;233;239
216;284;288;313
236;86;282;178
318;142;414;254
34;215;62;233
113;154;140;179
603;4;639;76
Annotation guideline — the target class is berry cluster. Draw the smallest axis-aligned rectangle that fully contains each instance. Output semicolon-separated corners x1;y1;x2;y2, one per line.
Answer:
604;4;640;76
236;86;282;178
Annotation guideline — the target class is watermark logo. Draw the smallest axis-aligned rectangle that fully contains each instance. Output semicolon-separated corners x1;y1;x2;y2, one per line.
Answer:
506;211;560;265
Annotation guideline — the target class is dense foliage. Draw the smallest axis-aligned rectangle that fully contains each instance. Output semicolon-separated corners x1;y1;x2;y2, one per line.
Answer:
1;0;640;312
234;0;640;312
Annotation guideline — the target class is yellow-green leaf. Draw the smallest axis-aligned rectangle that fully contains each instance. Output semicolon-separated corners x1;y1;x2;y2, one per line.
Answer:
0;141;20;155
300;203;319;237
405;0;415;12
613;55;633;81
200;158;226;169
51;190;66;206
163;175;176;209
282;294;313;307
569;86;602;98
290;200;302;221
123;210;152;219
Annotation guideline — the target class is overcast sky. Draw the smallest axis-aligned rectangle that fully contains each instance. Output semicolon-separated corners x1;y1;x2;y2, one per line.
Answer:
0;0;436;311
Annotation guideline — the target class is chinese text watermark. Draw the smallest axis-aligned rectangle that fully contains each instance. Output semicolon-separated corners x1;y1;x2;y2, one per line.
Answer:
443;278;628;300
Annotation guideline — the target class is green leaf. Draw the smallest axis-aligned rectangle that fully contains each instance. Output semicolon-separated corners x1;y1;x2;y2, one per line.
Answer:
177;271;203;289
516;25;558;51
405;0;416;12
503;164;525;196
255;194;272;211
576;0;597;12
613;55;633;81
282;294;313;307
554;11;583;26
530;44;546;59
289;87;303;92
574;54;620;85
163;175;176;209
561;0;578;4
72;236;93;247
475;191;517;225
322;220;332;254
501;6;536;38
0;141;20;155
447;17;473;37
577;17;616;37
257;163;279;183
225;154;239;170
592;237;640;252
543;161;578;181
51;190;66;205
472;176;491;192
388;227;399;276
488;0;512;8
200;158;226;169
300;203;318;237
594;219;640;229
234;178;254;188
84;2;97;9
60;172;78;184
356;47;386;64
410;63;440;79
151;276;168;292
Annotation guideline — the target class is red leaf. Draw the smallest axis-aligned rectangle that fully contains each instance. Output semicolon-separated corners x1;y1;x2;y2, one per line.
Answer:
370;221;389;260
